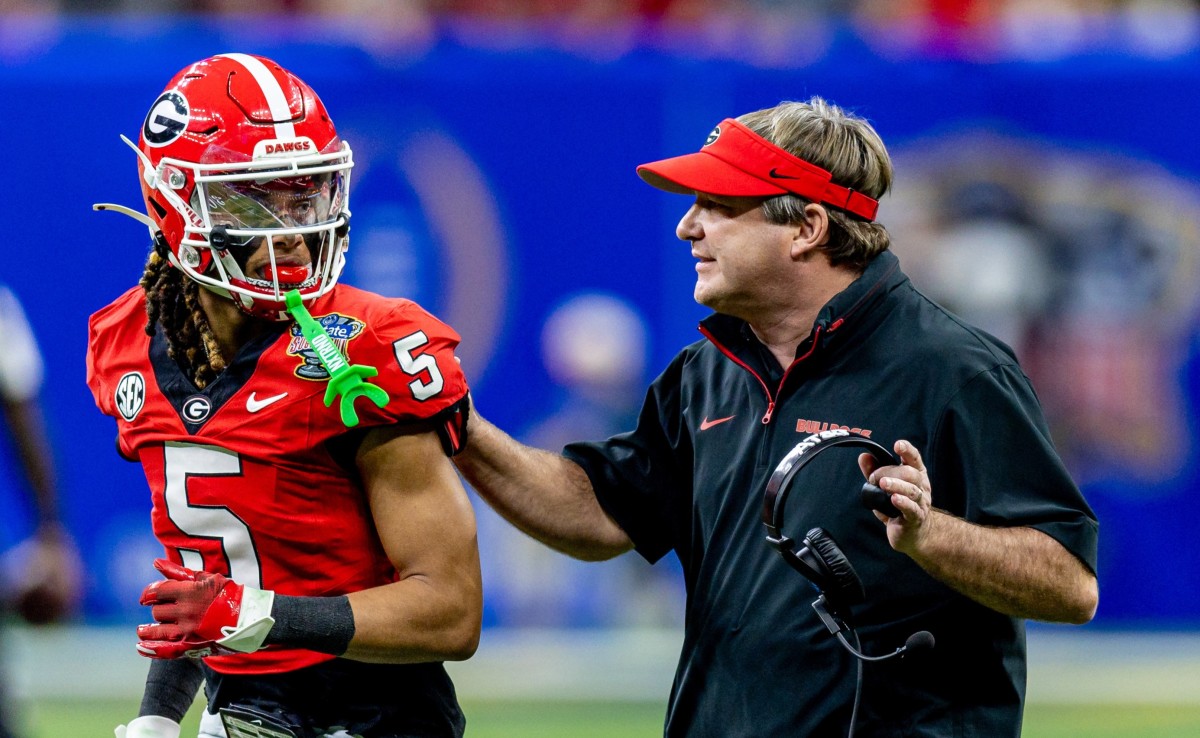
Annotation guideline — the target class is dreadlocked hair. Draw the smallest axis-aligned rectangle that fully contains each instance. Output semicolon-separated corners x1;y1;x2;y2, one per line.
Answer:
140;251;228;389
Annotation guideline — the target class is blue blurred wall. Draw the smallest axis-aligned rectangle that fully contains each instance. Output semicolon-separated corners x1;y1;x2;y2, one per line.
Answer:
0;17;1196;626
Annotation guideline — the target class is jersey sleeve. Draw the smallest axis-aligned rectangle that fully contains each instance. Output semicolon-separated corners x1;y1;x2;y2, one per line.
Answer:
85;310;110;416
347;300;469;446
563;352;692;564
931;363;1099;574
86;288;142;419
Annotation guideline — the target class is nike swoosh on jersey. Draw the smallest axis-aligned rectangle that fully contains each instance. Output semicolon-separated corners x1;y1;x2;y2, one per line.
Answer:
246;391;289;413
699;415;736;431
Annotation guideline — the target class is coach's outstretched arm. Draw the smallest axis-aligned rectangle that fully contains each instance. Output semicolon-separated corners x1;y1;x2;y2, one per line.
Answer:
454;412;633;562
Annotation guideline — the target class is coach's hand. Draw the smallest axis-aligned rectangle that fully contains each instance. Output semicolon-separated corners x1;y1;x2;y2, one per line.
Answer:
136;558;275;659
114;715;181;738
858;439;935;555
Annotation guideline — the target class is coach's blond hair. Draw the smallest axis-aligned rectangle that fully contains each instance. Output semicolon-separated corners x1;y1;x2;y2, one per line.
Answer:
738;98;892;270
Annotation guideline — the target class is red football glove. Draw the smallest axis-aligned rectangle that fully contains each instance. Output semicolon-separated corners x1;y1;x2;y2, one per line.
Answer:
136;558;275;659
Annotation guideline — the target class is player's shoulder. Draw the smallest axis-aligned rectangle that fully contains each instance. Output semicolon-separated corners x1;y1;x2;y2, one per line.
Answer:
86;286;148;402
309;285;467;426
320;285;459;341
322;284;438;318
88;286;146;340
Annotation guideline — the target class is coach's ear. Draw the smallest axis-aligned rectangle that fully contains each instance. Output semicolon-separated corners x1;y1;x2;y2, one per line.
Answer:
790;203;830;260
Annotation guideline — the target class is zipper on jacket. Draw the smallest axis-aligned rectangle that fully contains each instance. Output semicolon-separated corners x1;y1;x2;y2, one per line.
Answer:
701;324;824;425
761;401;775;424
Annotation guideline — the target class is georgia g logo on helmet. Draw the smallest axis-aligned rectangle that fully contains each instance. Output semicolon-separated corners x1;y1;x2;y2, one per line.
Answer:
142;91;189;148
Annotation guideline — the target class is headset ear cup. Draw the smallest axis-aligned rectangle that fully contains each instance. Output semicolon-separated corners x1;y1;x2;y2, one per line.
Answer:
804;528;866;606
779;540;829;587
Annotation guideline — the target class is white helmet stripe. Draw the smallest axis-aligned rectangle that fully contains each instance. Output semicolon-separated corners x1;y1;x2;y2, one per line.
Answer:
216;53;297;141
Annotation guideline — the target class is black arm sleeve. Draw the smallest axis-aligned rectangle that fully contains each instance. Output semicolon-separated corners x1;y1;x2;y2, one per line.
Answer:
139;658;204;722
264;594;356;655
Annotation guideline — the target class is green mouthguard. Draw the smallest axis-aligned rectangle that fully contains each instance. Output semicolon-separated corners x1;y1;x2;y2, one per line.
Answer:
284;290;389;428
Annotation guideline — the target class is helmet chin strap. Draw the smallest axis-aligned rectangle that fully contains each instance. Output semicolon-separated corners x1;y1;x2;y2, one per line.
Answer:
207;249;268;318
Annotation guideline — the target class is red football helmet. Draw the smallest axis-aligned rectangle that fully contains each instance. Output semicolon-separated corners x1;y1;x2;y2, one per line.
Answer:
101;53;353;320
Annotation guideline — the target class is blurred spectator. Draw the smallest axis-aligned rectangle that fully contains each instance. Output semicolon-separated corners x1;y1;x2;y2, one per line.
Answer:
534;292;648;443
0;284;78;737
888;136;1199;486
920;179;1055;354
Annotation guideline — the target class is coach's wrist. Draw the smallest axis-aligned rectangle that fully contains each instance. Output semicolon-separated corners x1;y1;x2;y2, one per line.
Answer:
897;507;949;562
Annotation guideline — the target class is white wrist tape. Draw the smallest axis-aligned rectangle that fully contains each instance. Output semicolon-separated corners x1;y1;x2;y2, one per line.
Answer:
115;715;182;738
216;585;276;653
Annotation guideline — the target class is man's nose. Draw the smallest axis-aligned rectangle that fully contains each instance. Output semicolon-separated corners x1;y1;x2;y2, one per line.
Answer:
272;231;305;251
676;204;703;242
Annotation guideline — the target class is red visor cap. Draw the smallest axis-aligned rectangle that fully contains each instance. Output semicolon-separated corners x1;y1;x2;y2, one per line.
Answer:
636;118;878;221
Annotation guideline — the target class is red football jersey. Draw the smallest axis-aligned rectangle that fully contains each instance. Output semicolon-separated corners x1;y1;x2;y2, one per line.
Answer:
86;284;469;674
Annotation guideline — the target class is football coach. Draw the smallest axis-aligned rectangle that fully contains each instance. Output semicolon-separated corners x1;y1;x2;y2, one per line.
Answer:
454;97;1099;737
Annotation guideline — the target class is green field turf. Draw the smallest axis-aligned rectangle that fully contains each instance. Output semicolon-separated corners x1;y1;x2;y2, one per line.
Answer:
18;699;1200;737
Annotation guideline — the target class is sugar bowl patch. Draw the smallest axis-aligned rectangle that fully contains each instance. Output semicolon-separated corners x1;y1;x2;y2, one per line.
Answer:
287;312;365;380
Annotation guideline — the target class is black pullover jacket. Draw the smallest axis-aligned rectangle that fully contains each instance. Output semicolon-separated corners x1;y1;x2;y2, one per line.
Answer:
566;250;1098;737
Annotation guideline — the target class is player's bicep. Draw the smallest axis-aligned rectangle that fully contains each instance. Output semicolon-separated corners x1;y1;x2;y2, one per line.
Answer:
355;424;481;584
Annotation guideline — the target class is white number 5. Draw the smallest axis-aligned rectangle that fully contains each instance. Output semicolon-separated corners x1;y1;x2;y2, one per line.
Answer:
163;443;261;588
393;331;444;401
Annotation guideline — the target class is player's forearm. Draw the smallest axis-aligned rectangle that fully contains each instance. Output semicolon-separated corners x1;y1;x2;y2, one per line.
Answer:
343;574;481;663
263;576;479;664
906;512;1098;624
454;413;632;561
137;563;479;665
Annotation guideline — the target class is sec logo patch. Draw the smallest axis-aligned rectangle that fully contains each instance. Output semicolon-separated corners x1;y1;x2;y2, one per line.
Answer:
115;372;145;422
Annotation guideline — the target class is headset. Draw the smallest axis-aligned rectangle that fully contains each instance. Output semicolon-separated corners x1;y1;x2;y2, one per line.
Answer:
762;428;935;738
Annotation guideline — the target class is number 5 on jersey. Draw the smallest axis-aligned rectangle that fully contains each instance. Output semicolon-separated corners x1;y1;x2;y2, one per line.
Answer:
393;331;444;401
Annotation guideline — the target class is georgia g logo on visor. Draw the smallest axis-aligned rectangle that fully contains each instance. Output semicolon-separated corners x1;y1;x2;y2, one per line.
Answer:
143;91;189;148
705;125;722;147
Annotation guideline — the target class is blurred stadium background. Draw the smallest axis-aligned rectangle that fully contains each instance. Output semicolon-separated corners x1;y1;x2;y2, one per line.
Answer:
2;0;1200;734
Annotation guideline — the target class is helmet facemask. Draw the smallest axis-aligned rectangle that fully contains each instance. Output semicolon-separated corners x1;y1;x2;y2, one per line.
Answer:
159;140;353;320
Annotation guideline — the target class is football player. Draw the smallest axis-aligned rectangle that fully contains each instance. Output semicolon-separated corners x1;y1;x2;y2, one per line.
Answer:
0;283;79;737
88;54;481;738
